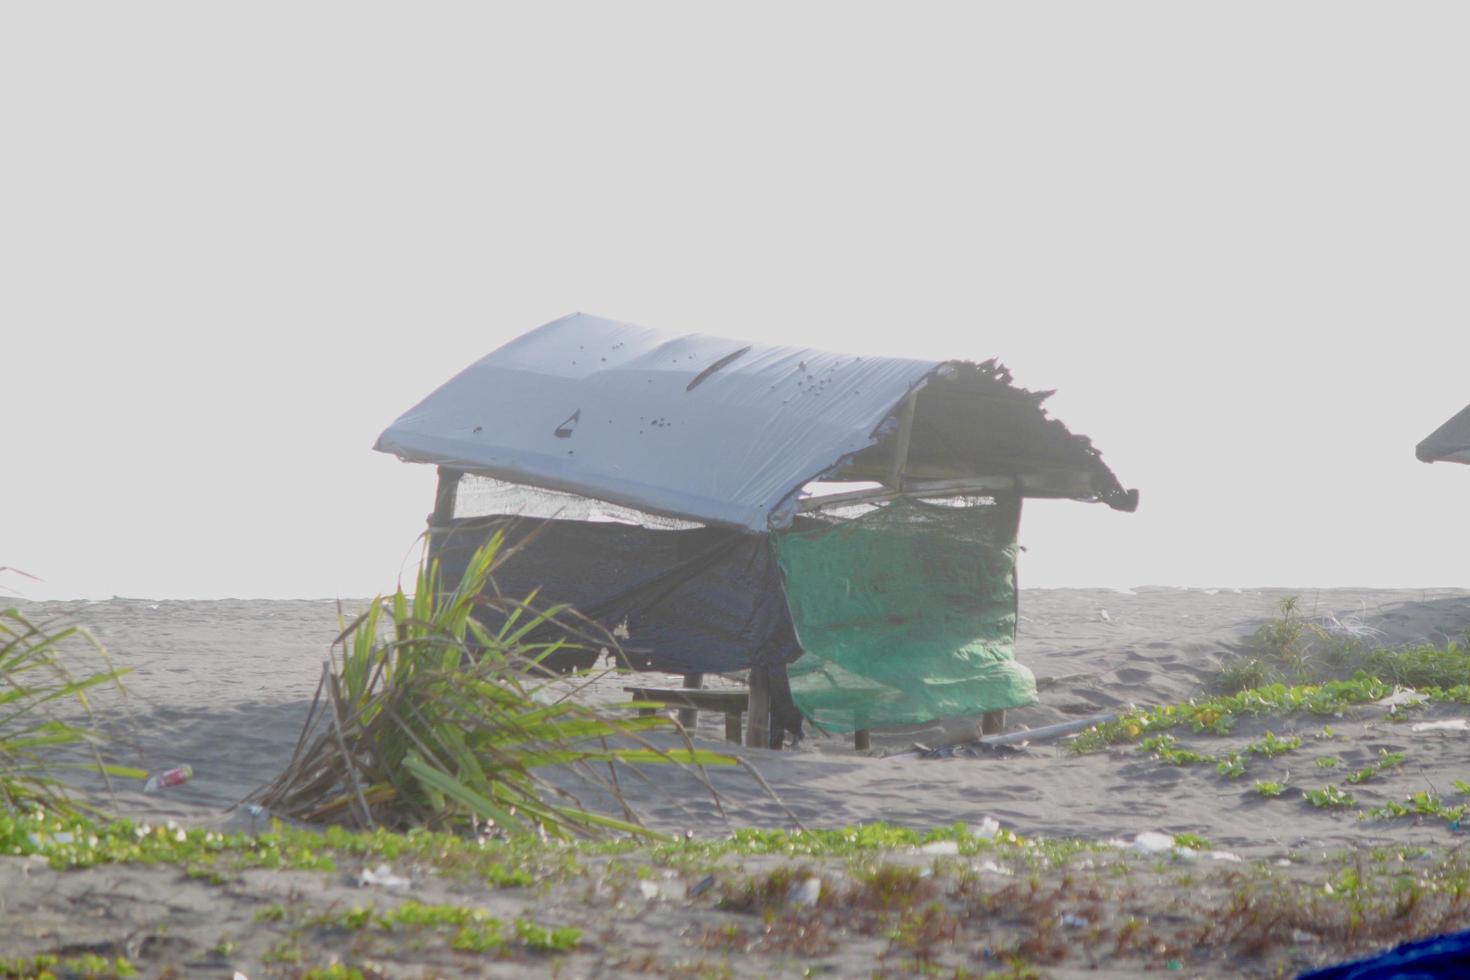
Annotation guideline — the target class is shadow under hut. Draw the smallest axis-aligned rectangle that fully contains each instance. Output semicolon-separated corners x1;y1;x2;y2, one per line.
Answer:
374;314;1138;750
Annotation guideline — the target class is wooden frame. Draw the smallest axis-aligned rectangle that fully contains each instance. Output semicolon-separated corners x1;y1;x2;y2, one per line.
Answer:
426;466;463;564
625;686;749;744
886;388;918;489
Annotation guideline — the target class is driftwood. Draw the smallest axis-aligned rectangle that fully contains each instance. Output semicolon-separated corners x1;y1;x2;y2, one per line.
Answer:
976;712;1118;748
884;711;1120;759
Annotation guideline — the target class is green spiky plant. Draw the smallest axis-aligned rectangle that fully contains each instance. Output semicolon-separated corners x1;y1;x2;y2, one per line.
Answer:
0;608;143;816
249;533;737;840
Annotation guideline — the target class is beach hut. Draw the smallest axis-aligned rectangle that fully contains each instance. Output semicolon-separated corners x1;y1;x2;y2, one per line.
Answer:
374;314;1138;748
1418;403;1470;465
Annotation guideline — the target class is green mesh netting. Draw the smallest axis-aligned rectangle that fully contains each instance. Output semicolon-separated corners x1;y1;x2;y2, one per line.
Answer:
776;496;1036;733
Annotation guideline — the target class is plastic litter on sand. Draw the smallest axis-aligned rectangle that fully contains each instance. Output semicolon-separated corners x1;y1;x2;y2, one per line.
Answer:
358;864;411;891
143;764;193;793
787;876;822;906
1412;719;1470;733
1128;831;1176;854
970;816;1002;839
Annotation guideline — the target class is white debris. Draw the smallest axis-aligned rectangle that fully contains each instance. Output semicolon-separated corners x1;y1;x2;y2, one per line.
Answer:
972;859;1013;876
1319;610;1383;642
787;876;822;906
637;879;660;901
1377;688;1429;712
358;863;411;891
1130;831;1176;854
970;817;1002;840
1099;609;1112;623
1412;719;1470;733
1174;846;1240;863
920;840;960;856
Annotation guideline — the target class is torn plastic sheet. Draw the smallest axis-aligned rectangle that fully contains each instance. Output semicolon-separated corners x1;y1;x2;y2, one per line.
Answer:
777;497;1036;732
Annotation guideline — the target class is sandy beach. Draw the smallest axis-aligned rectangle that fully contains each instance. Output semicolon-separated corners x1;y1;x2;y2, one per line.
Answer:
9;0;1470;975
6;586;1470;977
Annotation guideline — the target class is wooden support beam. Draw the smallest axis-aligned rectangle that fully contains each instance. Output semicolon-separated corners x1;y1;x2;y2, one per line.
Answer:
426;467;463;564
853;729;871;751
798;472;1097;513
746;668;771;749
678;672;704;730
886;390;918;489
624;687;749;746
799;478;1005;512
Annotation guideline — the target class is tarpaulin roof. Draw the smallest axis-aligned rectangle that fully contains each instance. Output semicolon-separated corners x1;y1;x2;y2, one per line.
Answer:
375;313;1137;531
1418;403;1470;465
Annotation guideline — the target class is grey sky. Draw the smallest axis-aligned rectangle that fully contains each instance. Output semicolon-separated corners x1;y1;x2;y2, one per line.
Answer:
3;3;1466;599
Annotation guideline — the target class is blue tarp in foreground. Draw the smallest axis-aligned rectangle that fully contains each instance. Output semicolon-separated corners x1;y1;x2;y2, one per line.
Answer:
1300;929;1470;979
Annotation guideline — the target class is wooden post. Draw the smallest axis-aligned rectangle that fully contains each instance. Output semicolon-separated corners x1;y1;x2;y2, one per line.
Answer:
724;712;744;744
678;672;704;730
886;390;918;489
1003;490;1023;624
853;729;871;751
989;491;1021;743
746;668;771;749
427;467;463;565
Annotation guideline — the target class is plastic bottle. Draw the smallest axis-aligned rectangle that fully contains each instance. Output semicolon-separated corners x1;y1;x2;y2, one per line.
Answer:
144;764;193;793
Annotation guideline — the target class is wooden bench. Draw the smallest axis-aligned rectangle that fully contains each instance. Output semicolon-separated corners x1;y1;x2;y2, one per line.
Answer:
853;710;1006;751
625;687;751;744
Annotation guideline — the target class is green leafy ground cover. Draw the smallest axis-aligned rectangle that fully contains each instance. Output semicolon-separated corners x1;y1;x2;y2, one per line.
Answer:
1070;618;1470;835
11;809;1470;977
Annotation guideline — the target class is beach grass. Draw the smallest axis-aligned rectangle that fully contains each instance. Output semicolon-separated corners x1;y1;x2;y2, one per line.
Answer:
0;608;143;817
249;533;736;840
1216;595;1470;693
